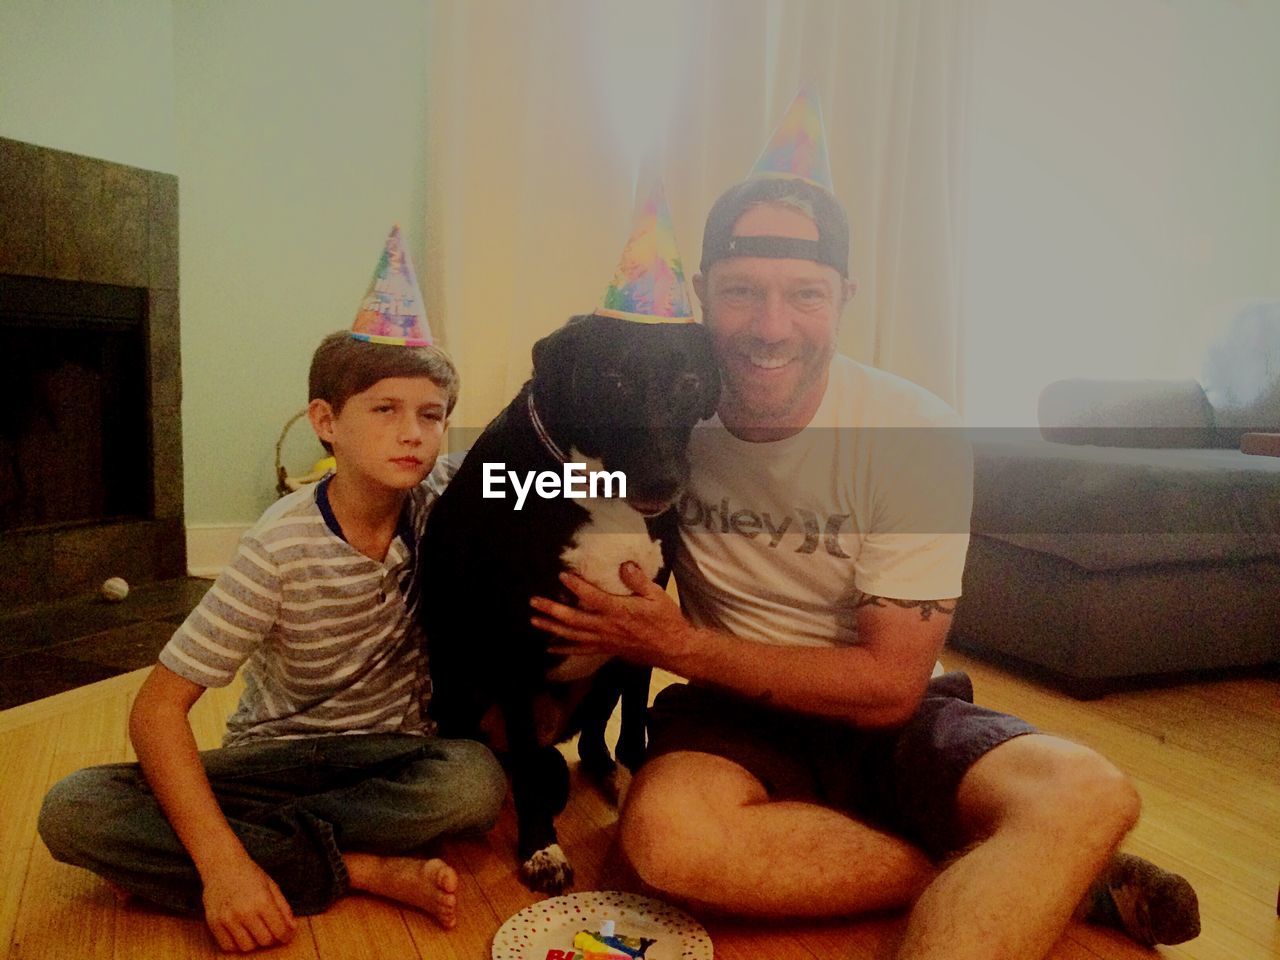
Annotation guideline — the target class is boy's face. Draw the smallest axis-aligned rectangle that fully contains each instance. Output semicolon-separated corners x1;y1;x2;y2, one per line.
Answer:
309;377;449;492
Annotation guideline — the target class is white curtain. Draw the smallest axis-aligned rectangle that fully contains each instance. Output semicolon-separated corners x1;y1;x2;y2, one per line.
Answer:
423;0;976;434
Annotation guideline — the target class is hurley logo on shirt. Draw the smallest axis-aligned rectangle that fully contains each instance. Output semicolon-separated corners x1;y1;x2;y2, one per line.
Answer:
676;493;852;558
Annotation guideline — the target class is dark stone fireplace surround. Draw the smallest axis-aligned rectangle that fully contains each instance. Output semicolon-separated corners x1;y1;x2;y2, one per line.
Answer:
0;136;185;611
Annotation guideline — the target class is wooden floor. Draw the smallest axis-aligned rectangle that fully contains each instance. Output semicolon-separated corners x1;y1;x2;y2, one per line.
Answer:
1;651;1276;959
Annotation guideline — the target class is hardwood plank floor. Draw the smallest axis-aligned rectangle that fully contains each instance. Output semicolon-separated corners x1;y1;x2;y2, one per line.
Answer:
1;653;1275;959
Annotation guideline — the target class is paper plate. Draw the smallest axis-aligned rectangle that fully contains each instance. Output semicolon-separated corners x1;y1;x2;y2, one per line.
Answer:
491;890;713;960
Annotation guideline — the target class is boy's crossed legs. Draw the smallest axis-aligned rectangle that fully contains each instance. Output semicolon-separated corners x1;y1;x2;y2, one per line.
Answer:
39;733;505;945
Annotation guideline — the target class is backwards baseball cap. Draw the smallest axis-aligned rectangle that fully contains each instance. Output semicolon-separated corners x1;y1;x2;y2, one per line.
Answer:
700;85;850;278
700;177;850;278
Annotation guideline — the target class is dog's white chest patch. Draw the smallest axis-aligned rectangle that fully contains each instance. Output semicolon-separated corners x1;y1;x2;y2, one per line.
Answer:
560;495;662;594
546;454;663;685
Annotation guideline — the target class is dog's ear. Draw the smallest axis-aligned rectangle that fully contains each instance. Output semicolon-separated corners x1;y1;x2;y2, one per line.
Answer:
531;315;590;380
531;315;594;425
529;320;588;386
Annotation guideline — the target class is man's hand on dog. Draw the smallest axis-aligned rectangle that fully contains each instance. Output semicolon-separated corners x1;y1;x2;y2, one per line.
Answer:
530;562;695;669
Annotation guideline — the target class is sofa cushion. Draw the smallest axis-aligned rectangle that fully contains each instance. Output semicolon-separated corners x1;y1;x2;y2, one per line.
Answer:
972;435;1280;570
1202;299;1280;447
1038;378;1213;448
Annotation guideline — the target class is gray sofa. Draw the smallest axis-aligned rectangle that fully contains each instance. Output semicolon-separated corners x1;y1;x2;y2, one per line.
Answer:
950;300;1280;696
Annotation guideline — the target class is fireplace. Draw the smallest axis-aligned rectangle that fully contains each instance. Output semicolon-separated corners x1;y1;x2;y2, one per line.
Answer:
1;275;151;529
0;137;185;610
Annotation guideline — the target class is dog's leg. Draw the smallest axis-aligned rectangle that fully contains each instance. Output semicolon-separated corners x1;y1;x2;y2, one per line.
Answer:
503;695;574;893
575;662;649;806
615;664;650;774
575;669;622;784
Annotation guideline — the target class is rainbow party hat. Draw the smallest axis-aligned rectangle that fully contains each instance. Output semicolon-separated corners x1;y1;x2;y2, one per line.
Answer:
597;179;695;324
748;84;833;192
351;225;433;345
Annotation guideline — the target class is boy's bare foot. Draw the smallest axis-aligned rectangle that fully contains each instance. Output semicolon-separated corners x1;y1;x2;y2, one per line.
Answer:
344;853;459;929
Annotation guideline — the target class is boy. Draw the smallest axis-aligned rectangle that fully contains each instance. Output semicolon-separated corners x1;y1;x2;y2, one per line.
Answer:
39;332;506;953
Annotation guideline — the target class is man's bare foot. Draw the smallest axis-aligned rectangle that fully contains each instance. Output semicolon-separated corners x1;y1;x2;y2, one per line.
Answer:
344;853;459;929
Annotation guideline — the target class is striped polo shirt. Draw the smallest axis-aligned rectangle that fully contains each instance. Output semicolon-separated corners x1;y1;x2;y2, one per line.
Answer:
161;466;451;746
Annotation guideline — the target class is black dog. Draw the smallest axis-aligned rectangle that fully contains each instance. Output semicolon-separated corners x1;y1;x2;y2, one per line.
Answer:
422;313;718;893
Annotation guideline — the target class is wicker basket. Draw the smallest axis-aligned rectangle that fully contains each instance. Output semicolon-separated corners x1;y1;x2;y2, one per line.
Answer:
274;407;333;497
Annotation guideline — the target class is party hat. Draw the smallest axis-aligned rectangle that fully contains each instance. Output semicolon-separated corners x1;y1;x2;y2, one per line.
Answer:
597;179;695;324
351;225;433;345
748;84;833;191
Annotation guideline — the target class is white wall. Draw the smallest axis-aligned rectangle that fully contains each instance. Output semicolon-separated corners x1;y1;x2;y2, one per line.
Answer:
173;0;431;525
962;0;1280;425
0;0;176;172
1;1;431;530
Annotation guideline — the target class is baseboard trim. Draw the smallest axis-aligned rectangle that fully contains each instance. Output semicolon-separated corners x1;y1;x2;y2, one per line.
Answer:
185;523;249;577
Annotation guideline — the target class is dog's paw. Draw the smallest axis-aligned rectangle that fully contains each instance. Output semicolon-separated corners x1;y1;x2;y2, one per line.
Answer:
520;843;574;893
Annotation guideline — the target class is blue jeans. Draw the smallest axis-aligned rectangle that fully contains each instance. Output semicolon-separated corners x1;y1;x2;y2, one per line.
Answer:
37;733;505;916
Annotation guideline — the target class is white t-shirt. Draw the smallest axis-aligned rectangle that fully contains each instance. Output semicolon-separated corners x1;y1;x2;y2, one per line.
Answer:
673;354;972;650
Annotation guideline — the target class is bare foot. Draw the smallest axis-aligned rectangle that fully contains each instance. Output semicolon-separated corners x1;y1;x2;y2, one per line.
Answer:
344;853;459;929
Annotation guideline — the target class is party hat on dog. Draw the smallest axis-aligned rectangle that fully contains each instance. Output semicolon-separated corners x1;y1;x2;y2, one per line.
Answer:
598;179;695;324
749;83;833;192
351;224;433;345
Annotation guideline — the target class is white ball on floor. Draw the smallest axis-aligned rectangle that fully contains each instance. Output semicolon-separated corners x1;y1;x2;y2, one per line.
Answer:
101;577;129;602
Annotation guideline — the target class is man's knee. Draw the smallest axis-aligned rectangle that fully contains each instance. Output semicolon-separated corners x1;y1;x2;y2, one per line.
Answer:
619;753;760;894
1058;751;1141;836
618;777;698;892
1027;743;1141;836
965;737;1141;842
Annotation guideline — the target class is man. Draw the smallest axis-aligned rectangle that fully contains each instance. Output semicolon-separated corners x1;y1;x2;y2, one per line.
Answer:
530;174;1199;959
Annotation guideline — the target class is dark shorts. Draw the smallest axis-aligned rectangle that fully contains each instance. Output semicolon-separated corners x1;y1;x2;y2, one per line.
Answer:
645;671;1037;860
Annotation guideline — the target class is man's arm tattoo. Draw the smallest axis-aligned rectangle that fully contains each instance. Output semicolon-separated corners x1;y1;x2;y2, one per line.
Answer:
855;593;957;622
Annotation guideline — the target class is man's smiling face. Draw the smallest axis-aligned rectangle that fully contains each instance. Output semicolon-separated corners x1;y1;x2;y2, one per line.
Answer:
694;202;855;439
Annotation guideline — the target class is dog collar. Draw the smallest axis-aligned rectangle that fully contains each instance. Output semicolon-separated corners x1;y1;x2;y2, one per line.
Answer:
527;393;570;464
